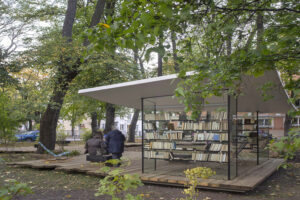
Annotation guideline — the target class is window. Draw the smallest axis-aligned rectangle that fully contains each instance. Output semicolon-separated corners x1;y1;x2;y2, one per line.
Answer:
120;124;124;131
101;124;105;129
258;119;271;127
292;117;300;127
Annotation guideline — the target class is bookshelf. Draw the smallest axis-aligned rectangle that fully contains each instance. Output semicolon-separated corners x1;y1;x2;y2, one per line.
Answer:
143;111;229;163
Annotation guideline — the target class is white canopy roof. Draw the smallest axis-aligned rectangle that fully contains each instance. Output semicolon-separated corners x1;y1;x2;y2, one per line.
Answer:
78;70;296;113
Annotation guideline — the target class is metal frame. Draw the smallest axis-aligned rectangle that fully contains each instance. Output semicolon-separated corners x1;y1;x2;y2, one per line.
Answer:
141;93;255;181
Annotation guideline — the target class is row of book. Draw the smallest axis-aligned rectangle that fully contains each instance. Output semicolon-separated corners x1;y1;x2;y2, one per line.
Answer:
144;151;169;159
192;152;228;162
144;111;228;121
175;121;228;131
194;133;228;142
210;144;228;151
145;132;229;142
144;151;228;163
146;142;228;152
145;132;184;140
210;111;227;120
145;113;180;120
149;141;176;149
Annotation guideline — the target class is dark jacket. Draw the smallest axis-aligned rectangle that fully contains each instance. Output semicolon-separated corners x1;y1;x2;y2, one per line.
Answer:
85;137;107;156
106;130;125;154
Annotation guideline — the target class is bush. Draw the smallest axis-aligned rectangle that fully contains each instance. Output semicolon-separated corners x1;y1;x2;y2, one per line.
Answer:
56;130;67;151
0;179;33;200
0;94;21;147
81;129;92;143
95;158;143;200
269;127;300;168
68;150;81;157
181;167;216;200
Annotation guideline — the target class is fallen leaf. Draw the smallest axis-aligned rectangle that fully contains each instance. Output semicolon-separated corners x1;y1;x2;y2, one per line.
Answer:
270;193;276;196
65;194;71;198
287;193;293;197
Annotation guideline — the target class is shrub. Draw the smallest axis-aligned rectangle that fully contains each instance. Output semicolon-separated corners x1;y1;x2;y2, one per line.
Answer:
68;150;81;157
269;127;300;168
0;179;33;200
56;130;67;151
81;129;92;143
95;158;143;200
180;167;216;200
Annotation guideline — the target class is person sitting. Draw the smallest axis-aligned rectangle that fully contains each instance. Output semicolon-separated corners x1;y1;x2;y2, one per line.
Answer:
105;126;126;160
85;130;108;162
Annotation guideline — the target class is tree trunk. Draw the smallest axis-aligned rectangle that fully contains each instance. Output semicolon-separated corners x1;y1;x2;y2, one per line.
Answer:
171;30;179;73
104;103;115;134
157;34;163;76
38;0;106;152
28;119;33;131
284;114;292;136
256;12;264;51
128;109;139;142
91;111;98;136
71;123;75;137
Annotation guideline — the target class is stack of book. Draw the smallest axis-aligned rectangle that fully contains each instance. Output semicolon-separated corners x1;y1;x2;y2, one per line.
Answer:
149;141;176;149
144;151;169;159
210;111;227;120
166;131;183;140
208;154;220;162
194;133;222;141
221;144;228;151
212;122;221;130
192;153;209;161
170;152;192;160
220;134;228;141
145;114;155;120
210;144;222;151
221;121;228;130
144;123;154;130
208;153;228;162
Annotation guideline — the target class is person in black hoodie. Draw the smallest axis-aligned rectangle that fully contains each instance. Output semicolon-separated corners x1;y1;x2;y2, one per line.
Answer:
105;127;126;160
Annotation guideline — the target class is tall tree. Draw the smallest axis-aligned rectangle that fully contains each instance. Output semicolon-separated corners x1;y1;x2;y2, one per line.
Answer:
38;0;107;152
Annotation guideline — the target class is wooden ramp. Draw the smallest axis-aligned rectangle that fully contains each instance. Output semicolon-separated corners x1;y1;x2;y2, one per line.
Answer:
8;155;283;193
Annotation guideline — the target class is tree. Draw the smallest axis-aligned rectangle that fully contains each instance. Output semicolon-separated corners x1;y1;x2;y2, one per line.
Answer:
88;0;299;120
38;0;107;152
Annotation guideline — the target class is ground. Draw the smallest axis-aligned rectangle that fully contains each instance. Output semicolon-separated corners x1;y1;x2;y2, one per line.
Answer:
1;152;300;200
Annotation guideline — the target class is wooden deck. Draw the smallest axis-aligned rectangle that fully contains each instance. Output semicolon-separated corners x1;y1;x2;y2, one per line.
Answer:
7;153;283;193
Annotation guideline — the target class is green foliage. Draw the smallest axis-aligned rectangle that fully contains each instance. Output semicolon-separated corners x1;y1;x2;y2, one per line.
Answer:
180;167;216;200
68;150;81;157
0;179;33;200
81;129;92;143
56;126;67;151
0;93;23;146
270;127;300;166
95;158;144;200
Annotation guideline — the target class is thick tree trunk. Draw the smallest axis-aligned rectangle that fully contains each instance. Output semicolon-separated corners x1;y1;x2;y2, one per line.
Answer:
104;103;115;134
38;0;106;152
91;111;98;136
171;30;179;73
128;109;139;142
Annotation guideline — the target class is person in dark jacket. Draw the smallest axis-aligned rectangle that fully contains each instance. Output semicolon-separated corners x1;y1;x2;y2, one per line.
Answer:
105;128;126;159
85;131;107;156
